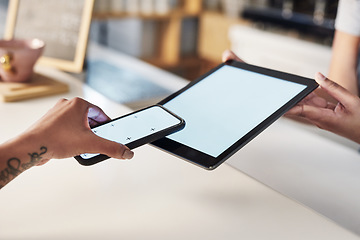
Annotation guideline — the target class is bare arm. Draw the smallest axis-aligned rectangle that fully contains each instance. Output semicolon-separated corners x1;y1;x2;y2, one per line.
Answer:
0;134;49;189
0;98;134;189
328;30;360;96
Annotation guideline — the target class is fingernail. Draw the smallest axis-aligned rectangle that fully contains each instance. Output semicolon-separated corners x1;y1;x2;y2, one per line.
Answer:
123;149;134;159
315;72;326;82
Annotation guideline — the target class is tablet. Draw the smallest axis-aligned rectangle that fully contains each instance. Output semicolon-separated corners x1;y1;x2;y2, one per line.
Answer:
151;60;318;170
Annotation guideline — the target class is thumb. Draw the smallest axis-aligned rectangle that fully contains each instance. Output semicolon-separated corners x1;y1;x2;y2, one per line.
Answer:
86;134;134;160
315;72;357;109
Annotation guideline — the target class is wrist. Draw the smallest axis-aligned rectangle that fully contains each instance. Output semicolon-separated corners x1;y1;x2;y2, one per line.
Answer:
0;132;51;188
18;130;53;161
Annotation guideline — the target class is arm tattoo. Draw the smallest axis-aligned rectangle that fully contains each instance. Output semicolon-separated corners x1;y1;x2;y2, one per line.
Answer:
0;158;21;184
22;146;47;170
0;146;47;189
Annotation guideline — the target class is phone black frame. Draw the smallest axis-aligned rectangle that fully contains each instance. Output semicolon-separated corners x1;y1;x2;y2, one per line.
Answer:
75;104;185;166
151;60;319;170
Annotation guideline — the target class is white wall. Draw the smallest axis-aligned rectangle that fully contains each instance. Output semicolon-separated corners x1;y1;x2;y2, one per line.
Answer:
229;25;332;79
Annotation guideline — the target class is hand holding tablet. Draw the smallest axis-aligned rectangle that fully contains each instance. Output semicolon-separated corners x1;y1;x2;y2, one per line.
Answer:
152;60;318;170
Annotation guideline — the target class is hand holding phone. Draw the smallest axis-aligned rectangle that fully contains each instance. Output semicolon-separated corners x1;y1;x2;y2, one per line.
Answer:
75;105;185;166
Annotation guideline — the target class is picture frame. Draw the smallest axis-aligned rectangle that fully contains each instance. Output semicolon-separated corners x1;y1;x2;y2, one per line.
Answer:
4;0;94;73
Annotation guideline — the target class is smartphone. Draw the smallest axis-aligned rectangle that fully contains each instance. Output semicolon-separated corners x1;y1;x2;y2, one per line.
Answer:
74;105;185;166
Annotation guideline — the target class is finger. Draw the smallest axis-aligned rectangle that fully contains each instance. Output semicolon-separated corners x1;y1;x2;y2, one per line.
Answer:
222;50;244;62
301;92;319;105
287;93;321;109
315;72;358;109
285;105;302;116
88;118;102;128
287;103;335;125
85;134;134;160
88;104;111;123
64;97;109;123
303;93;337;110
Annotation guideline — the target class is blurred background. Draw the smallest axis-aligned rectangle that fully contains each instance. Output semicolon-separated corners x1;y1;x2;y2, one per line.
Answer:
0;0;339;82
5;1;360;236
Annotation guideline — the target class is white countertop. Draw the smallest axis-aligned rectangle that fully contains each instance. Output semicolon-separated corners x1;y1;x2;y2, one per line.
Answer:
0;55;359;239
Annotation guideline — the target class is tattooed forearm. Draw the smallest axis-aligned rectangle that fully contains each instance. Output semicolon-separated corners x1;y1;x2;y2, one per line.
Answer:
0;146;47;189
0;158;21;184
22;146;47;170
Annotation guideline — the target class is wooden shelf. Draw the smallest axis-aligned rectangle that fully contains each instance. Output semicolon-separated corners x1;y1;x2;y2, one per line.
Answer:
143;55;199;68
92;0;202;69
143;56;216;81
198;11;250;63
93;10;199;20
93;0;202;19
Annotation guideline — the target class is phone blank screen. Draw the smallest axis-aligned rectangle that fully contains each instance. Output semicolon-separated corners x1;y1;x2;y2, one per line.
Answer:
163;65;307;158
81;105;182;159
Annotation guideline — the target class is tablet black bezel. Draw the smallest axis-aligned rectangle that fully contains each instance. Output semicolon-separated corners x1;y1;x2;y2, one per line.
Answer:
151;60;319;170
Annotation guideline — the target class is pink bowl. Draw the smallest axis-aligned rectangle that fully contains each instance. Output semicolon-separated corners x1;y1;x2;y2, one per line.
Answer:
0;39;45;83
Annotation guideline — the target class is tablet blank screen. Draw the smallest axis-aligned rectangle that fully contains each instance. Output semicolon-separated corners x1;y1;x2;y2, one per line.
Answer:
163;65;307;157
